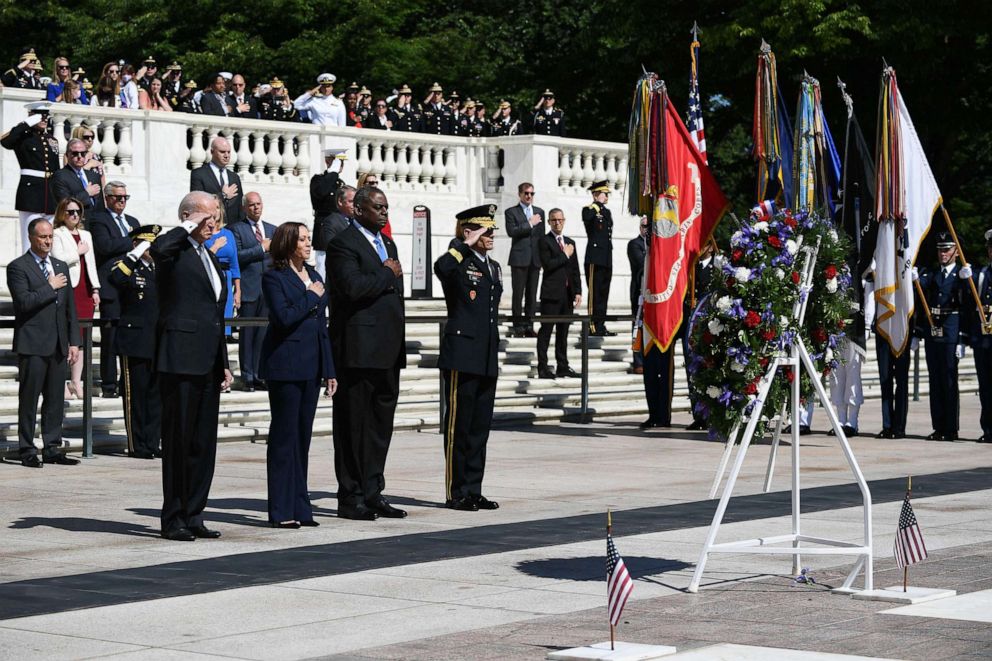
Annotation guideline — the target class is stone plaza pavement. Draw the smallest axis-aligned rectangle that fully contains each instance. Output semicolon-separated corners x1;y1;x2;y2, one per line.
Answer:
1;392;990;660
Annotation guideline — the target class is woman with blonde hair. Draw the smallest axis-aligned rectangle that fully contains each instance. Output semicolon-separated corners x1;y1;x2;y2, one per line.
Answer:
69;125;106;188
51;197;101;398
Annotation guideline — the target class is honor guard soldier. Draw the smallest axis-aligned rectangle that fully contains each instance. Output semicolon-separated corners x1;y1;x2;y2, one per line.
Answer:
3;49;43;89
456;99;476;136
435;205;503;512
309;148;346;278
916;231;971;442
532;89;566;136
490;100;521;136
390;84;423;132
2;101;62;250
421;82;453;135
110;225;163;459
582;180;615;335
967;230;992;443
259;78;300;122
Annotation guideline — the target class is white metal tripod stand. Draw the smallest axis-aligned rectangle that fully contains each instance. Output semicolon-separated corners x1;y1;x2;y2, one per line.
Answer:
688;240;874;594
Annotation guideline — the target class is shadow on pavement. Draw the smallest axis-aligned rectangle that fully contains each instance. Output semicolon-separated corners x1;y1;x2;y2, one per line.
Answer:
9;516;159;538
516;555;692;581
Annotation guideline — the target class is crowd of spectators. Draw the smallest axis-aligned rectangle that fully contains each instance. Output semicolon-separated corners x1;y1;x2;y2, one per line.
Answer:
3;50;567;137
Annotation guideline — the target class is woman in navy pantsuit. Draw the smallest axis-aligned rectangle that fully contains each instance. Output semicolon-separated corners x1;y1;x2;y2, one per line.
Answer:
260;222;336;528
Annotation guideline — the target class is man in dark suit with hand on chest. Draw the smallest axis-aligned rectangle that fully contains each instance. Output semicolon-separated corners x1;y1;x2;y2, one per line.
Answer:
536;208;581;379
504;182;544;337
190;137;243;224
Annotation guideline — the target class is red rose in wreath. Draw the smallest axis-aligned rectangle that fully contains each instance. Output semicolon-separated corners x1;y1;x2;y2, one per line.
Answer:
784;216;797;228
791;271;800;284
762;328;776;341
744;381;758;395
703;331;714;345
824;264;838;280
744;311;761;328
768;235;782;249
783;367;795;383
811;327;828;344
732;249;744;262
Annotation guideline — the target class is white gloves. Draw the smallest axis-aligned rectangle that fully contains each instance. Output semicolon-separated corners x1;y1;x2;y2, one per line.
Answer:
126;240;151;261
25;113;44;128
959;264;973;279
911;267;919;282
956;344;966;360
911;337;920;352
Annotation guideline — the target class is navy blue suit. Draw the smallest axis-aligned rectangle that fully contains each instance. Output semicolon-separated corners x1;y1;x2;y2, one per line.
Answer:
967;265;992;437
260;265;335;524
918;264;965;436
231;217;276;386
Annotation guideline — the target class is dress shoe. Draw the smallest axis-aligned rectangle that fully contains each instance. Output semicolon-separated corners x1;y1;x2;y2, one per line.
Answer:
942;433;958;442
524;329;538;338
687;420;706;431
639;418;663;430
102;388;119;399
366;496;407;518
446;497;479;511
189;524;221;538
875;429;893;439
632;366;644;375
537;367;557;380
338;504;378;521
161;528;196;541
245;383;256;392
977;435;990;443
799;425;812;436
556;367;580;379
842;425;858;437
472;494;499;510
130;451;154;459
152;449;163;458
270;521;301;529
891;430;906;439
925;431;942;441
44;453;80;465
299;520;320;527
600;329;617;337
253;381;268;391
21;455;42;468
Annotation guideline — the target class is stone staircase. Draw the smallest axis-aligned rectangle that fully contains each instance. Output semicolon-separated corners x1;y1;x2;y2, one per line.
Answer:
0;294;979;457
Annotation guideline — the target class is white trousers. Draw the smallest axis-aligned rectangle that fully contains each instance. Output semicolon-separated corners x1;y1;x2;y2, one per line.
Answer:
313;249;326;281
829;338;864;428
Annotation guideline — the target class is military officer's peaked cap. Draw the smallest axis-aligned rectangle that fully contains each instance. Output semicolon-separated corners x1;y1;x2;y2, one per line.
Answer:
542;89;555;97
184;79;199;89
497;99;511;109
456;204;499;230
143;56;157;66
81;78;93;91
449;90;460;99
316;72;336;84
463;100;476;110
429;82;443;93
346;81;360;92
129;225;162;242
165;61;182;71
269;77;285;89
397;83;413;94
358;86;372;96
935;231;955;248
25;100;52;115
588;180;610;193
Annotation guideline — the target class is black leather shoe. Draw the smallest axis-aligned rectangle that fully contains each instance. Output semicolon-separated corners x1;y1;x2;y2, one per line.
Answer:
338;504;378;521
942;433;958;442
270;521;301;529
537;368;556;379
472;495;499;510
687;420;706;431
245;383;256;392
299;520;320;527
602;329;618;337
446;497;479;511
21;455;42;468
254;381;268;391
799;426;812;436
639;419;660;430
102;388;119;398
926;431;942;441
44;453;80;465
130;451;154;459
189;524;221;538
977;435;991;443
366;496;407;518
524;329;538;338
556;367;580;378
152;449;163;458
891;430;906;439
842;425;858;437
161;528;196;541
875;429;892;439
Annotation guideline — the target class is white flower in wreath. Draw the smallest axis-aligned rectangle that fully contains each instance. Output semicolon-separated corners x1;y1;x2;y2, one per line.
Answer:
786;239;799;255
706;385;721;399
779;315;789;329
754;221;769;233
774;268;785;280
731;230;744;247
828;228;838;242
825;347;834;363
826;277;838;293
716;295;733;314
734;267;751;283
731;361;746;373
708;318;725;336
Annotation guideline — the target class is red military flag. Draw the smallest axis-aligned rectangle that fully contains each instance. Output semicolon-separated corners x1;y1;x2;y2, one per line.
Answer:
641;97;729;353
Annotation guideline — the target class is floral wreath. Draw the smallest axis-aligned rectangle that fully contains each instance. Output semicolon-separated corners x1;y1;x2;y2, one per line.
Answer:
687;206;853;440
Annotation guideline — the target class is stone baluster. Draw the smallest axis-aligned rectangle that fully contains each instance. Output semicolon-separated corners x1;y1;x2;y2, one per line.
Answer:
251;129;267;174
235;130;253;175
101;121;120;164
570;149;585;189
382;141;398;181
444;147;457;185
186;126;204;169
420;146;435;184
116;120;133;169
369;140;385;176
265;132;283;176
406;143;422;184
580;151;595;189
615;154;628;191
485;145;501;191
605;153;619;189
558;148;573;187
593;152;607;184
52;116;69;155
356;139;373;175
89;120;104;159
297;136;311;178
394;144;410;184
281;133;298;176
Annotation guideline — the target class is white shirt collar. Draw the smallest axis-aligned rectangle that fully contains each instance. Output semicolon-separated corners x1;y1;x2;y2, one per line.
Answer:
29;249;50;265
353;219;383;249
471;248;489;264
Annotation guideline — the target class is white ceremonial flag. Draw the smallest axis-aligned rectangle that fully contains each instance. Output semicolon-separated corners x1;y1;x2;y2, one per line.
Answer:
873;89;941;356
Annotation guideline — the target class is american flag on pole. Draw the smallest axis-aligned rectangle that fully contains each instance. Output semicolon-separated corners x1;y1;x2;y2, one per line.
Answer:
607;533;633;625
687;31;708;164
893;492;928;569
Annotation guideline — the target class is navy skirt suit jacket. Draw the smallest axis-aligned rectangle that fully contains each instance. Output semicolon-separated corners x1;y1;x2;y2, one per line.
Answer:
259;265;335;382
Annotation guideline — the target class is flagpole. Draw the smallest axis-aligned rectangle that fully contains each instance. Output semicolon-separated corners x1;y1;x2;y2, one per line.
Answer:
607;508;615;651
904;476;912;592
940;204;989;330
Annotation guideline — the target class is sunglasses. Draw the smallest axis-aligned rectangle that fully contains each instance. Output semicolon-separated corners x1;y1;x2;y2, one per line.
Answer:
81;134;95;140
521;191;535;197
107;194;131;200
57;65;70;70
108;69;119;74
65;209;81;216
69;150;88;157
366;180;379;186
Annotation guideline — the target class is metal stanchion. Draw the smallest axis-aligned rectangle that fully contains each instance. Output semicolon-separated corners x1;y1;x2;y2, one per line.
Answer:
82;323;94;458
580;319;590;421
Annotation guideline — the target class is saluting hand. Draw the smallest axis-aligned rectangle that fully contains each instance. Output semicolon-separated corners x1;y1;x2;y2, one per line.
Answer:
463;226;488;248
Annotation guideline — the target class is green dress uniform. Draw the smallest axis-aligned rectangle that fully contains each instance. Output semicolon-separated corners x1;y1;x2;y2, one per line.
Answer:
582;181;614;335
435;205;503;511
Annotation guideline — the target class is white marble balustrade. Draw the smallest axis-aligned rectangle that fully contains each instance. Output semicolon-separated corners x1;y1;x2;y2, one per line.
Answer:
556;140;628;193
354;133;464;192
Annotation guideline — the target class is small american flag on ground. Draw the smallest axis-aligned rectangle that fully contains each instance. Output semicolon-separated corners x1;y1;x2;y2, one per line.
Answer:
687;35;707;164
894;492;928;569
607;533;633;625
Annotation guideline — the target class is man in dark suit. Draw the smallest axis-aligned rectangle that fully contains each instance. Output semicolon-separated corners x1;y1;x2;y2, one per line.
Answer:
89;181;140;397
199;74;233;116
152;192;233;541
51;139;105;217
583;180;615;336
309;149;345;279
231;192;276;391
324;186;355;246
109;225;162;459
536;208;581;379
227;74;259;119
626;217;648;374
326;186;407;521
7;218;81;467
2;100;61;250
504;182;545;337
190;136;243;224
435;205;503;511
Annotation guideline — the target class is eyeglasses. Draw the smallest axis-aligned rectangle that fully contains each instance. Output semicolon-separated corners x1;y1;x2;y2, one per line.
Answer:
108;69;119;74
57;65;70;70
65;209;81;216
81;134;95;140
69;150;88;157
107;194;131;200
376;104;386;108
521;191;535;197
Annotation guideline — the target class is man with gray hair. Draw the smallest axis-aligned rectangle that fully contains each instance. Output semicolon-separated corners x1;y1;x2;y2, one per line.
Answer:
89;181;140;397
152;191;232;541
51;138;104;216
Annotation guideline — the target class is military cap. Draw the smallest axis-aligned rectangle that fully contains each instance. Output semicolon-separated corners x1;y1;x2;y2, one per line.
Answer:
20;49;39;63
33;59;45;71
346;81;360;92
456;204;499;230
322;147;348;160
269;77;285;89
985;229;992;245
219;71;233;81
184;79;198;89
397;83;413;95
497;99;510;109
359;86;372;96
588;180;611;193
449;90;460;100
463;100;476;110
81;78;93;91
165;61;182;72
25;100;52;115
935;231;955;249
475;100;486;108
541;88;555;97
39;76;52;86
129;224;162;242
143;56;157;66
317;72;336;84
429;82;443;93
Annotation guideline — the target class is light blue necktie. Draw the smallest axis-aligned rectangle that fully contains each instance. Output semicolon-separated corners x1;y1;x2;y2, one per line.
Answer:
76;169;91;200
373;236;388;263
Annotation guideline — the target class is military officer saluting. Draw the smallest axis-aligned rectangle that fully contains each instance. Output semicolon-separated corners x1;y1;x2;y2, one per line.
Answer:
109;225;163;459
390;84;423;132
916;231;971;442
966;230;992;443
434;205;503;512
531;89;566;136
421;82;453;135
3;49;44;89
582;180;615;336
2;101;62;251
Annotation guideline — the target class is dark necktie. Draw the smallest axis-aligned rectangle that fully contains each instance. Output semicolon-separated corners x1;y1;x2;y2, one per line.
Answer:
39;258;49;279
254;222;263;243
116;214;129;237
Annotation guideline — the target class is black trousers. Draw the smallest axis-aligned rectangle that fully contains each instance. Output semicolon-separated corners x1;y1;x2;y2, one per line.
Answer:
159;371;221;534
630;297;643;368
511;264;539;331
643;345;674;426
974;345;992;436
99;320;118;393
442;370;497;501
17;351;68;458
585;263;612;333
332;365;400;506
239;297;268;384
267;378;320;523
680;322;702;422
120;355;161;456
876;341;911;435
925;340;959;435
537;298;573;371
